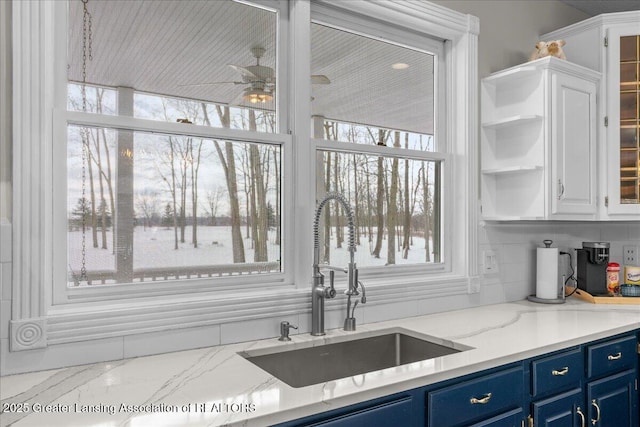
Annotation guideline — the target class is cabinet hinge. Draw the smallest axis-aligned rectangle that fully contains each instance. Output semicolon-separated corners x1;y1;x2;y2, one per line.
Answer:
605;196;609;207
604;36;608;47
636;341;640;354
604;116;608;127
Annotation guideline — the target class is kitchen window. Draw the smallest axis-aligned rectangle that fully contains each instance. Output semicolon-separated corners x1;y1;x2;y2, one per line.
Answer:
10;0;477;349
310;16;447;275
56;0;289;302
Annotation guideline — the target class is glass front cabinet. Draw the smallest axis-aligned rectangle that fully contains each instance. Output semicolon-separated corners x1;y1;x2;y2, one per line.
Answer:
543;12;640;219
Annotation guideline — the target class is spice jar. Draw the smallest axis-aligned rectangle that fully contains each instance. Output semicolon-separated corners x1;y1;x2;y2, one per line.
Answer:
606;262;620;296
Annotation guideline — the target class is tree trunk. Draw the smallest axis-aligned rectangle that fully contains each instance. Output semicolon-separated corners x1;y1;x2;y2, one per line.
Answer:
372;130;386;258
169;136;179;250
93;129;108;250
273;148;280;246
84;131;99;249
422;163;431;262
204;104;245;263
334;152;343;249
387;131;400;265
190;138;203;248
402;134;411;259
353;154;360;246
95;89;116;253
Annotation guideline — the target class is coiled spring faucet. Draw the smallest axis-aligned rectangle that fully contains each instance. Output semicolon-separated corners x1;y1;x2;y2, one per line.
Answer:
311;192;366;335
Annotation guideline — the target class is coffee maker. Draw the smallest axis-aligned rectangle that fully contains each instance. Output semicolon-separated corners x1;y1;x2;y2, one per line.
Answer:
576;242;610;295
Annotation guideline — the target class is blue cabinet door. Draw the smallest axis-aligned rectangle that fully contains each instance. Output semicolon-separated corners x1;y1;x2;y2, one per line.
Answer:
531;388;582;427
276;395;414;427
586;370;638;427
310;396;412;427
469;408;523;427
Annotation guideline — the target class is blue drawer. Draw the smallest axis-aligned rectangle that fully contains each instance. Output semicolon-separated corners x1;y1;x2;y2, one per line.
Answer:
427;366;524;427
586;335;637;379
531;348;582;396
309;396;413;427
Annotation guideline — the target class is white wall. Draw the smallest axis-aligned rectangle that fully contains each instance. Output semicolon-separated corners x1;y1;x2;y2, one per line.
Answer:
1;1;637;376
431;0;590;77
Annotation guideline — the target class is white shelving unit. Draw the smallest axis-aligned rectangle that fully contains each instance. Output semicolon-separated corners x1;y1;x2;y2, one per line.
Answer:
481;56;600;221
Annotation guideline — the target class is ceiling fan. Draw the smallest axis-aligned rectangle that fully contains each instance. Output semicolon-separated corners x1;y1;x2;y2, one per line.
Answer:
179;46;330;105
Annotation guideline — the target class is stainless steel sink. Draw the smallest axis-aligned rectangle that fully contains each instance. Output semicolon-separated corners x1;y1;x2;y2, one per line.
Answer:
239;328;471;388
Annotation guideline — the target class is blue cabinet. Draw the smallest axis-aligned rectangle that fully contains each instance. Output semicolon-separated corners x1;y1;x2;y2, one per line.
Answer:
586;370;637;427
584;334;639;427
308;395;413;427
427;367;524;427
531;388;583;427
275;330;639;427
276;392;419;427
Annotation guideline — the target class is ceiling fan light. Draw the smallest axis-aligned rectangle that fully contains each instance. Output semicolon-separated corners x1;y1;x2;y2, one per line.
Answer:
244;88;273;104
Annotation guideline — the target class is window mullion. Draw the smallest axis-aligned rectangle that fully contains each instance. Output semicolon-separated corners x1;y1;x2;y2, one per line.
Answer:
314;138;448;162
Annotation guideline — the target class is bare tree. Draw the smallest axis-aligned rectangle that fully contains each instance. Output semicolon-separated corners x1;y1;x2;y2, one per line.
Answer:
371;129;388;258
387;131;400;265
189;137;204;248
202;103;245;263
136;190;160;231
203;186;224;226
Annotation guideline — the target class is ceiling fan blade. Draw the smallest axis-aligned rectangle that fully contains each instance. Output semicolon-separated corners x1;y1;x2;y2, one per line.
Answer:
177;81;245;88
229;64;260;81
311;75;331;85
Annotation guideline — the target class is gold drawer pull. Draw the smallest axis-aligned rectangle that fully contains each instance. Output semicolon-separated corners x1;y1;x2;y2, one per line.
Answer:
591;400;600;425
470;393;492;404
607;352;622;361
552;367;569;376
577;407;586;427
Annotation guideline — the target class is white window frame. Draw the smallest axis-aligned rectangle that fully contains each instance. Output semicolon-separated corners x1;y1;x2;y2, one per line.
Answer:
50;0;293;306
310;4;450;280
9;0;478;351
291;0;480;291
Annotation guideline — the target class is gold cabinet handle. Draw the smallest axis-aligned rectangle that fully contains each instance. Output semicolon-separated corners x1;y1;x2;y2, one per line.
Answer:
552;366;569;376
470;393;492;404
607;352;622;361
577;407;586;427
591;400;600;425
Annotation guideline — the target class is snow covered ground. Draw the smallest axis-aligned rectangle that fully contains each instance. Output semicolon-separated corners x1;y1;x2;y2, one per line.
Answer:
68;226;432;279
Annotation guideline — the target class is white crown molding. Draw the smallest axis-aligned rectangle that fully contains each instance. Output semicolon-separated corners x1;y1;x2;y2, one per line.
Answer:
542;11;640;39
312;0;479;39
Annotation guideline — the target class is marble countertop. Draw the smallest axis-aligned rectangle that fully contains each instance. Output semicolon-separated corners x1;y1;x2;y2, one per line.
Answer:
2;299;639;427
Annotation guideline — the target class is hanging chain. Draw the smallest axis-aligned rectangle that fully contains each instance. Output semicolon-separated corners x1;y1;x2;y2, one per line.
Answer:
79;0;93;282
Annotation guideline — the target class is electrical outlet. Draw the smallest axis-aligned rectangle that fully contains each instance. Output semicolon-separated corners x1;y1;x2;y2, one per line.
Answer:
623;245;638;266
482;250;499;274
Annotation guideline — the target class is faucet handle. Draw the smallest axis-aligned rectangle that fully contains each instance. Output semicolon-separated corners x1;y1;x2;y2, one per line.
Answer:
324;270;337;298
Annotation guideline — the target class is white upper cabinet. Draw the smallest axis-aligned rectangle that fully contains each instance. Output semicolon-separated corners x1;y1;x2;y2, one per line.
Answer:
542;12;640;220
481;57;599;221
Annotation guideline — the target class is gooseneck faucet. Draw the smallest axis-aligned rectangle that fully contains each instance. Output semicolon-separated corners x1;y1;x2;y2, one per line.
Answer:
311;192;364;336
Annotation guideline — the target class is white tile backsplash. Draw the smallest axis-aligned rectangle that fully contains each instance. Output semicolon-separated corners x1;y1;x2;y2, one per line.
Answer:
123;325;221;358
1;337;124;375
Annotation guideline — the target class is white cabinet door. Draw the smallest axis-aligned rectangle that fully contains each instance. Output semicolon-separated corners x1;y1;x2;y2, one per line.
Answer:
550;71;598;217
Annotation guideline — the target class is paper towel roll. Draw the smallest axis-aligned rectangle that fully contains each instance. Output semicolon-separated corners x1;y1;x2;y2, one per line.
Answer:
536;247;559;299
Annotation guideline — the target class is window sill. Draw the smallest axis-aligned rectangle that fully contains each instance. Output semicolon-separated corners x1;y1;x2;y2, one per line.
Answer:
37;273;474;348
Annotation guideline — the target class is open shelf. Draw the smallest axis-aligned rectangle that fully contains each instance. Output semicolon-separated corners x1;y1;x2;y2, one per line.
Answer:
482;215;545;221
481;165;543;175
482;115;542;130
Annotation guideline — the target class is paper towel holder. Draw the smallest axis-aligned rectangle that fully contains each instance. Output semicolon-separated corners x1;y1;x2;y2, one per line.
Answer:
527;239;566;304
